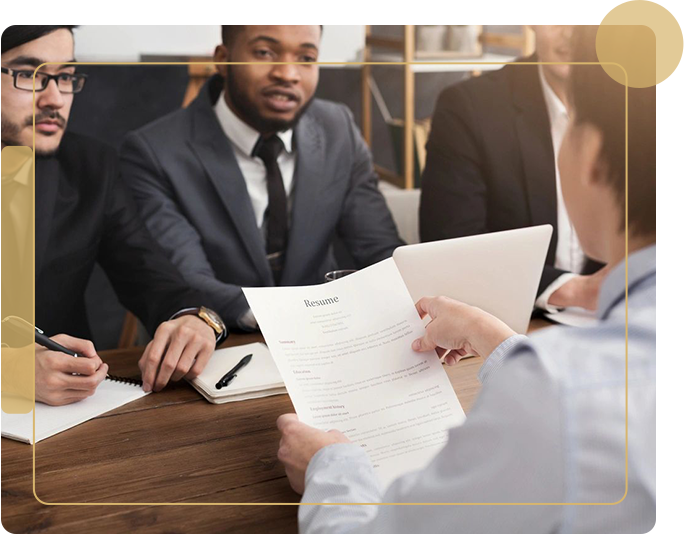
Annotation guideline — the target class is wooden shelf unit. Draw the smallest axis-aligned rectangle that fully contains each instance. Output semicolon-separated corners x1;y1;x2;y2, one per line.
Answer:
362;25;535;189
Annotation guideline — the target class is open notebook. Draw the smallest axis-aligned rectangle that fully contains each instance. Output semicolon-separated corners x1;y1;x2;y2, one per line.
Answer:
1;375;149;444
189;342;286;404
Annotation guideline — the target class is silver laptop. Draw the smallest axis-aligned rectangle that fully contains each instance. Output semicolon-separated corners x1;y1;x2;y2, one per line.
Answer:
393;225;553;334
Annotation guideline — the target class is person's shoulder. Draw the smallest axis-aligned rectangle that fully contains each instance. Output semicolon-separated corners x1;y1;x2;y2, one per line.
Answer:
524;313;652;387
59;131;117;166
300;98;360;152
54;132;119;197
305;98;355;125
442;63;513;96
60;130;114;153
127;105;190;145
435;60;524;112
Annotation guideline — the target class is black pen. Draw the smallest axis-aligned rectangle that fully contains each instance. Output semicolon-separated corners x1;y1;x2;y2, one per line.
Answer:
1;318;73;354
35;326;110;378
34;326;79;356
216;354;253;390
4;319;105;375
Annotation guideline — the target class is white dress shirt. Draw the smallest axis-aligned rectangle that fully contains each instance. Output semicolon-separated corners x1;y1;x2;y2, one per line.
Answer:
535;66;587;311
214;92;296;329
298;245;656;534
214;91;296;229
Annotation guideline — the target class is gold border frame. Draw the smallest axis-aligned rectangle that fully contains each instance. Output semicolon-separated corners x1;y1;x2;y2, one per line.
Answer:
27;59;630;507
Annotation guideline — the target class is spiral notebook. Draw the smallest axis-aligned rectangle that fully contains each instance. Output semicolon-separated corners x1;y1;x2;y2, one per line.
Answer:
1;374;150;444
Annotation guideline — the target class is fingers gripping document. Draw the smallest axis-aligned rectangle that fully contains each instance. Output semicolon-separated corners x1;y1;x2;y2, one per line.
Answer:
243;259;465;488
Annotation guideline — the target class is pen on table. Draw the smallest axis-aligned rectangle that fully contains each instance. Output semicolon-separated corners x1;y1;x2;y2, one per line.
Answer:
35;326;109;377
216;354;253;390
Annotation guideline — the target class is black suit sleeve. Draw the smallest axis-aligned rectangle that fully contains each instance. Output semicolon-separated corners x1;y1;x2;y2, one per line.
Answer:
421;85;568;298
96;154;206;336
420;85;488;243
119;131;252;330
336;107;405;267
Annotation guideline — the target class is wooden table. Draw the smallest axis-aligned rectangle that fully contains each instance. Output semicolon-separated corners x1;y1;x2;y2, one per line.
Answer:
2;320;551;533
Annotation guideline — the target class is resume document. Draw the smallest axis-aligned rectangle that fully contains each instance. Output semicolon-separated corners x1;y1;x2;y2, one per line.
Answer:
243;259;465;488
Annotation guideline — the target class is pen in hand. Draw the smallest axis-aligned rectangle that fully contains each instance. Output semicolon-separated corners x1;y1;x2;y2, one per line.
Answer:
35;326;109;378
3;318;95;361
11;321;111;405
35;327;79;356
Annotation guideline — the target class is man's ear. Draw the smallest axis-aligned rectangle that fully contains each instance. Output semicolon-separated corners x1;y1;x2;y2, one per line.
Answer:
213;44;229;78
590;151;611;188
577;122;607;188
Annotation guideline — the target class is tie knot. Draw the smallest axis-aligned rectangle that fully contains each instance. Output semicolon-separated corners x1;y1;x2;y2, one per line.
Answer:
254;135;285;164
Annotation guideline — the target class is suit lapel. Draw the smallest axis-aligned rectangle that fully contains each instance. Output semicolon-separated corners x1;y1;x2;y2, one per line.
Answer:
510;58;558;261
34;156;60;278
280;114;326;285
187;78;272;284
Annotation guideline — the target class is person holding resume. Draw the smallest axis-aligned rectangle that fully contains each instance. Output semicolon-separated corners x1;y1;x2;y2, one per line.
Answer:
276;25;655;533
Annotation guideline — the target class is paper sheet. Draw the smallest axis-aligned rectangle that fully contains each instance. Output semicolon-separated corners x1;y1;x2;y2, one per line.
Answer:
244;259;465;488
1;378;149;444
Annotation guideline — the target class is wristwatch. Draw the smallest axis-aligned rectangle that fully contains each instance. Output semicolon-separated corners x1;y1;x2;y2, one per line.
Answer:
172;306;228;344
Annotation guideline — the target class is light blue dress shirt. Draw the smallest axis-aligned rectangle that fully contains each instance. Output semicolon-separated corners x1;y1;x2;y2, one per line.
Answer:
299;245;655;534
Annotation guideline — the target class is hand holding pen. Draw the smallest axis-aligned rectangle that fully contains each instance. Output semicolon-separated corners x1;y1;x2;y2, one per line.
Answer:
34;329;109;406
1;317;109;406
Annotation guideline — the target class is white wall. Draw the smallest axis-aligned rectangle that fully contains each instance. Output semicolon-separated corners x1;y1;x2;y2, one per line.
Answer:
74;25;365;62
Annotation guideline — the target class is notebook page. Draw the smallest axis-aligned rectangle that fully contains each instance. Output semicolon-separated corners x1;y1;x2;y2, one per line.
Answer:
1;378;149;444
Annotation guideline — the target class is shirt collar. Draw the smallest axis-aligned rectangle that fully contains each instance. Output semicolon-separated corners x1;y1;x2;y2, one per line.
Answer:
1;155;32;187
538;65;568;124
214;90;293;157
597;243;656;319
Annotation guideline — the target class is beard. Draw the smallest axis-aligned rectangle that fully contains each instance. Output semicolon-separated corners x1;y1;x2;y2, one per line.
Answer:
1;109;66;157
1;115;24;147
226;65;313;134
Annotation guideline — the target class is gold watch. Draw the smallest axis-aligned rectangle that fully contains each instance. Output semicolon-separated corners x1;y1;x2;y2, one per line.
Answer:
175;306;227;343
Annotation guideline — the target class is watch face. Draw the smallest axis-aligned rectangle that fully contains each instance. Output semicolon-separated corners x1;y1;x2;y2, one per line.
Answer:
201;307;225;331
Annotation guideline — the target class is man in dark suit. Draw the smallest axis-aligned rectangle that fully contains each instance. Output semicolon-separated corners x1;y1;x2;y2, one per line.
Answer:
420;26;604;312
1;26;227;405
120;25;403;330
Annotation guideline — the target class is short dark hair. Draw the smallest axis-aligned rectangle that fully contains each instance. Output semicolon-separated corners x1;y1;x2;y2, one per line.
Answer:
568;25;655;237
221;25;323;48
1;25;77;54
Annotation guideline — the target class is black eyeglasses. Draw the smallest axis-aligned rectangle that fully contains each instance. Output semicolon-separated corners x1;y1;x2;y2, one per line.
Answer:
1;67;87;94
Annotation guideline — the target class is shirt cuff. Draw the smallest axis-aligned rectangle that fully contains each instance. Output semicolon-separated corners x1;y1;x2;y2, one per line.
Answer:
478;334;527;384
299;443;382;534
302;442;381;503
535;273;579;312
237;308;258;331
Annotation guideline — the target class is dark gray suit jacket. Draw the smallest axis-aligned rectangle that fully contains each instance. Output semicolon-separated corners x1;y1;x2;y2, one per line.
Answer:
420;56;601;295
120;76;403;329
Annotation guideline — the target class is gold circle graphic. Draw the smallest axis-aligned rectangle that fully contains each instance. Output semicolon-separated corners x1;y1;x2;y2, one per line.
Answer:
596;22;656;88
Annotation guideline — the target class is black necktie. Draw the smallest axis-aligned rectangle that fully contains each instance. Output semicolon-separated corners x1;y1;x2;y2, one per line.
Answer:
254;135;288;284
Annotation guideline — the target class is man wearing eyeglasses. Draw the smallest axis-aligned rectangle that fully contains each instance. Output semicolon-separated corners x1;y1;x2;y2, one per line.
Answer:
1;30;85;156
1;26;228;406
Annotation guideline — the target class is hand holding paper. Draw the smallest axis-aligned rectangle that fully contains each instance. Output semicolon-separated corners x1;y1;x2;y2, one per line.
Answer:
244;258;466;489
276;413;351;494
412;296;516;365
